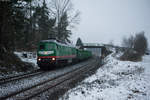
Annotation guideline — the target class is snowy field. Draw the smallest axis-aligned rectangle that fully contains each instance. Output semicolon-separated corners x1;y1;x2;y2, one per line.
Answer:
60;52;150;100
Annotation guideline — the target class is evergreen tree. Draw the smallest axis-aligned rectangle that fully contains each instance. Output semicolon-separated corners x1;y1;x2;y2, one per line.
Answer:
0;0;32;51
57;12;71;43
33;0;56;41
39;0;50;40
76;37;83;47
13;1;31;49
0;1;14;51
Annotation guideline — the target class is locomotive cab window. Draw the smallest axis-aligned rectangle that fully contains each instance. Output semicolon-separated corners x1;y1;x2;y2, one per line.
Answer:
47;43;56;50
39;44;45;50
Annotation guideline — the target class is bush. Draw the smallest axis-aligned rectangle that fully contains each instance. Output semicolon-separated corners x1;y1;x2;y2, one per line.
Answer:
121;31;148;60
120;49;142;62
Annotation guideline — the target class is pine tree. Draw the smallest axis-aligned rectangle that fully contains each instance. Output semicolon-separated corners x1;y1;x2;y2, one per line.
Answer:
13;2;30;49
57;12;71;43
33;0;56;40
0;0;35;51
0;1;14;51
76;37;83;47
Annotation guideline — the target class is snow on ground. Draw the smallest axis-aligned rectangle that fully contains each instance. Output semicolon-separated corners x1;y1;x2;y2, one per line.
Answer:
0;60;91;97
60;52;150;100
14;51;38;68
0;52;38;78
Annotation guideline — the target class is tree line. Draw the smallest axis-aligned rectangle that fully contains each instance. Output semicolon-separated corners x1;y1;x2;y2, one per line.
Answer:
0;0;80;52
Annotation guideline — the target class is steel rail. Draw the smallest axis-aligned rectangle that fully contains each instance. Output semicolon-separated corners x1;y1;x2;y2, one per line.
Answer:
0;59;96;100
0;70;44;85
13;59;99;100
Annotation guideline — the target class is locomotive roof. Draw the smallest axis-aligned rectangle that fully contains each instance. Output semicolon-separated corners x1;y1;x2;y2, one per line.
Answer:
40;39;76;48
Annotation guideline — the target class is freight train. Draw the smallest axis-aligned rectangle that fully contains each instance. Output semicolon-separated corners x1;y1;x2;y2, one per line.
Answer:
37;39;92;70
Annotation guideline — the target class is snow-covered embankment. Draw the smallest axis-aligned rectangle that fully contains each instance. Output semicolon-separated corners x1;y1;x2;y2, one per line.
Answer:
14;51;38;68
60;52;150;100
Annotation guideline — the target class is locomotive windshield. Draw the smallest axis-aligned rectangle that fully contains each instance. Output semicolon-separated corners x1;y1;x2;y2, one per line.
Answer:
39;44;45;50
39;42;56;50
47;43;55;50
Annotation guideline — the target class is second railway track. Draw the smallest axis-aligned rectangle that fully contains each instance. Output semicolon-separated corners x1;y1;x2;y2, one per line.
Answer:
0;70;44;85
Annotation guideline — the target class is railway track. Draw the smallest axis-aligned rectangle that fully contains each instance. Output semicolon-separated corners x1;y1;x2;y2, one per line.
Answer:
0;70;44;85
0;58;99;100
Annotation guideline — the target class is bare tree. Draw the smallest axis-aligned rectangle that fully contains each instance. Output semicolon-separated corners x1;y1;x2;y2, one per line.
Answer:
122;37;128;47
47;0;80;43
133;31;148;55
49;0;80;28
122;35;134;48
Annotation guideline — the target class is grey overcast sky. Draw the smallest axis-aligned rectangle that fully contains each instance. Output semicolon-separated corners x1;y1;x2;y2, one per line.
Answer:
71;0;150;46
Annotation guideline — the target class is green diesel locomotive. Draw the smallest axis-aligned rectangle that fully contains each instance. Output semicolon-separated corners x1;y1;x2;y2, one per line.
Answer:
37;39;92;70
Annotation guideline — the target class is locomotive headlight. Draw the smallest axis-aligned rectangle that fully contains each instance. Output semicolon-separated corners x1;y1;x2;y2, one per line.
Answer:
52;58;55;61
38;58;41;61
